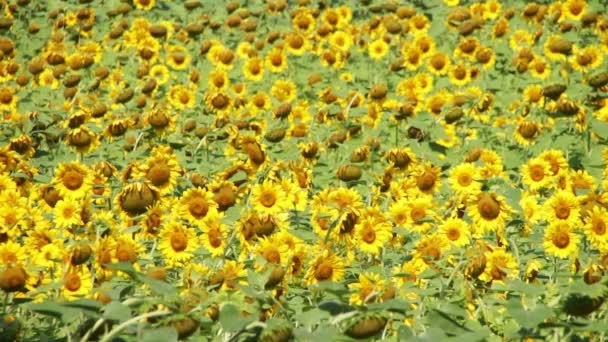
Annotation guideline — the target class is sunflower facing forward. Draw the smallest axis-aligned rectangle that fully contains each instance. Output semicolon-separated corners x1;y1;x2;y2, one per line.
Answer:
53;162;93;198
305;249;345;286
159;221;197;267
544;221;580;259
250;181;289;216
468;192;512;236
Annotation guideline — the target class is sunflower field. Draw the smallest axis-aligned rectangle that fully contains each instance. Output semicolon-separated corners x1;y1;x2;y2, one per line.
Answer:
1;0;608;340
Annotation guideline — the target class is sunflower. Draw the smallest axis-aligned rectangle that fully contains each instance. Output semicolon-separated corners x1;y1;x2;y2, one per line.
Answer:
134;150;182;195
543;190;581;225
65;126;101;154
479;248;518;284
292;10;316;34
440;218;471;247
285;32;309;55
405;196;436;233
54;197;84;229
221;260;247;290
413;234;449;264
304;249;345;285
544;221;580;259
166;45;191;70
53;162;93;199
266;48;288;73
448;61;471;86
149;64;170;85
0;241;26;267
159;221;197;267
255;235;290;269
208;69;230;91
356;218;392;256
539;150;569;176
409;14;430;34
563;0;587;21
348;272;384;305
449;163;482;197
62;266;93;300
242;57;265;82
32;243;63;269
329;30;353;52
115;182;160;217
178;188;218;226
521;157;553;191
250;181;289;216
544;35;572;61
403;46;424;71
584;206;608;251
168;84;196;110
208;45;236;70
368;39;389;60
200;213;227;258
0;86;17;111
570;45;603;72
514;120;541;146
389;198;409;227
271;79;297;103
529;57;551;79
134;0;155;11
427;52;451;75
468;192;512;236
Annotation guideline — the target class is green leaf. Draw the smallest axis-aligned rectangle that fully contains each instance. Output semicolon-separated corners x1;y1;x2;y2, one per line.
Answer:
103;302;131;322
219;303;254;332
25;302;66;319
141;327;178;342
295;308;330;327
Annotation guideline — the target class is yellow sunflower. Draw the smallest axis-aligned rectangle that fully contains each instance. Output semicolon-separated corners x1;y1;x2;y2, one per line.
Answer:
368;39;389;60
348;272;384;305
200;213;227;258
168;84;196;110
427;52;451;75
255;235;290;270
449;163;482;197
356;218;392;256
405;196;436;233
62;266;93;300
468;192;512;237
544;221;580;259
53;197;84;228
584;206;608;252
521;157;553;191
304;249;345;285
178;188;219;226
266;48;288;73
243;57;265;81
250;181;289;216
543;190;581;225
134;0;155;11
53;162;93;199
134;150;182;195
413;234;449;264
479;248;518;284
159;221;197;267
440;218;471;247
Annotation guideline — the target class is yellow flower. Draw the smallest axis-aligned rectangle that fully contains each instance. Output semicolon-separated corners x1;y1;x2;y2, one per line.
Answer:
405;196;436;233
479;248;518;284
427;52;451;75
134;0;155;11
543;190;581;225
178;188;219;226
468;192;512;237
266;48;288;73
348;273;384;305
149;64;170;85
168;84;196;109
166;45;191;70
200;213;227;258
563;0;587;21
159;221;197;267
584;206;608;252
53;162;93;199
271;79;297;103
251;181;289;216
62;267;93;300
413;234;449;263
305;249;345;285
53;197;84;228
440;218;471;247
368;39;389;60
521;157;553;191
449;163;482;197
356;218;392;256
544;221;580;259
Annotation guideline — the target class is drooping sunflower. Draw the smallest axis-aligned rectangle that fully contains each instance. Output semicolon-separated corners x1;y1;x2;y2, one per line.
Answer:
115;182;160;217
468;192;512;236
440;218;471;248
543;190;581;225
356;218;392;256
205;91;232;115
304;249;345;285
53;162;93;199
521;157;553;191
159;221;197;267
62;266;93;300
250;181;289;216
584;206;608;252
544;221;580;259
514;120;541;146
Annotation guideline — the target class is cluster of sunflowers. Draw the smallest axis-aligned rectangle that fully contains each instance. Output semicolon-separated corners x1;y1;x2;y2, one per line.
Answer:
0;0;608;339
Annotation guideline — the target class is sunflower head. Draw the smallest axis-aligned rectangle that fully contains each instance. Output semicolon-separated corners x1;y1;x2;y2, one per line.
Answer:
117;182;160;216
0;266;27;292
